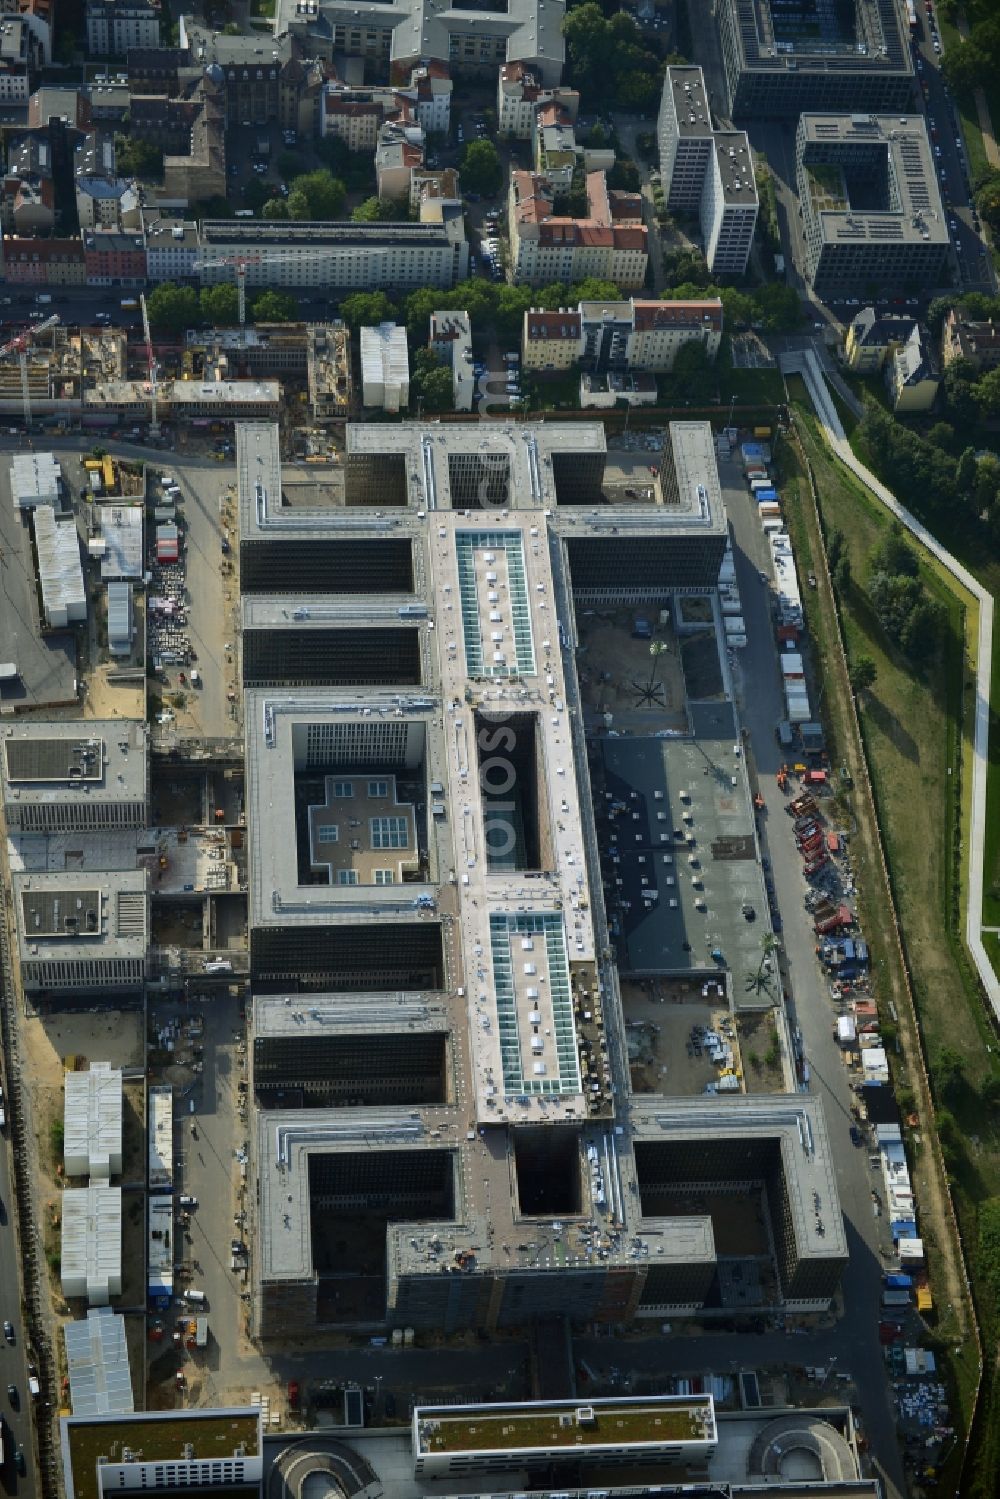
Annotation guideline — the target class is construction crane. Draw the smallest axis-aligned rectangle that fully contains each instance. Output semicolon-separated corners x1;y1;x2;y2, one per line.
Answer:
0;313;60;430
139;291;160;437
192;246;384;334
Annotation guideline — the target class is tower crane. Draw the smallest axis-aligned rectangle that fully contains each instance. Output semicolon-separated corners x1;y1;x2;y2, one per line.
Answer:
0;313;60;430
192;246;385;336
139;291;160;437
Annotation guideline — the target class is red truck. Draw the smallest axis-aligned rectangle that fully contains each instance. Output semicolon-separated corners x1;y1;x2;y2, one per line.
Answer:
787;793;819;819
815;903;852;934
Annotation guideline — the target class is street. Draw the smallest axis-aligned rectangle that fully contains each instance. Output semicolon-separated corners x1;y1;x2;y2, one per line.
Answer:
721;453;905;1498
0;1111;39;1499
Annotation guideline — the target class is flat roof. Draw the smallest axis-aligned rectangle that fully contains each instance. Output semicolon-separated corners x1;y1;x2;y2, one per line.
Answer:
64;1308;134;1419
98;505;143;579
599;704;774;994
632;1094;849;1265
13;869;148;959
252;991;450;1038
62;1410;261;1499
148;1084;173;1191
798;114;949;247
713;132;758;206
663;66;713;137
414;1395;716;1455
726;0;910;74
1;720;146;804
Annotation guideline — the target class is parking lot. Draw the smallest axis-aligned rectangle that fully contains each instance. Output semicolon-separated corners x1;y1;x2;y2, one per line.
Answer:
0;452;78;710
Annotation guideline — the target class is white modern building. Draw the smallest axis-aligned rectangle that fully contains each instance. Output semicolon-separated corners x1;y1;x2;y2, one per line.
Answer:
34;504;86;629
85;0;160;57
0;719;148;834
360;323;410;412
64;1063;123;1180
12;869;150;994
60;1409;263;1499
657;66;758;277
61;1183;122;1305
10;450;60;510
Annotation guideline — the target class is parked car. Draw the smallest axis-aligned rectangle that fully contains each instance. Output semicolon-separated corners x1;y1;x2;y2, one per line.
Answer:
3;1321;13;1344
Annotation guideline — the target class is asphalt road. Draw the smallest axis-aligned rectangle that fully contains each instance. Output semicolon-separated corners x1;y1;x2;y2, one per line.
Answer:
0;1115;40;1499
721;455;905;1497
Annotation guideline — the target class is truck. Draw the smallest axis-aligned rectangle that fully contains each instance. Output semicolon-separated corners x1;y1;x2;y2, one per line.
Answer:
195;1316;208;1348
0;663;18;686
35;293;52;305
815;904;852;935
121;297;139;311
881;1289;911;1309
787;792;819;819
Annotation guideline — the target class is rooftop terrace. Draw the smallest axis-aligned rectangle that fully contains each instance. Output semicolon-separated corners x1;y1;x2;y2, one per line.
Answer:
414;1395;716;1454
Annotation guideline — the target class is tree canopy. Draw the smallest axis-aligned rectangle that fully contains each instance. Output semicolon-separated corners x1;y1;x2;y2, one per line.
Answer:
562;4;663;111
340;291;399;329
287;169;346;220
460;139;503;196
145;283;199;333
251;290;299;323
409;348;454;412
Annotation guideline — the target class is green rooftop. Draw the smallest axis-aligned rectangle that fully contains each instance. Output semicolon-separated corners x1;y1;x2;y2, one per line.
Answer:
66;1411;260;1499
416;1399;714;1454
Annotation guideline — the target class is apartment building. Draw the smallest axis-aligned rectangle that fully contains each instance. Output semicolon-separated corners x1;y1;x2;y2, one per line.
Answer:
718;0;913;118
843;307;918;374
509;170;647;289
86;0;160;57
429;310;474;411
941;307;1000;372
886;323;939;413
0;16;35;102
0;236;87;285
497;61;578;139
83;230;146;286
523;298;723;374
143;218;200;281
795;113;949;292
178;22;326;136
198;214;469;293
280;0;565;86
657;67;757;276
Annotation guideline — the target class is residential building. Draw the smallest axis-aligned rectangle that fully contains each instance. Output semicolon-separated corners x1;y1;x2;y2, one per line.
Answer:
886;322;939;413
1;0;51;67
0;16;35;102
521;307;582;371
0;235;87;284
843;307;918;374
12;869;149;993
1;174;54;234
409;165;460;214
941;307;1000;372
429;309;474;411
76;179;140;232
198;213;468;292
322;91;383;152
279;0;565;86
178;21;326;136
657;68;756;276
509;170;647;289
580;371;657;408
82;230;146;286
796;114;949;292
375;115;425;203
360;322;409;411
129;68;226;202
85;0;160;57
719;0;913;118
497;61;578;140
142;217;200;281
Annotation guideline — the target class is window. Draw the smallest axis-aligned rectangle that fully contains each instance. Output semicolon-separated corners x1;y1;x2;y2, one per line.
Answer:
332;780;353;797
374;868;395;885
368;779;388;798
371;816;409;849
337;869;359;885
316;824;339;844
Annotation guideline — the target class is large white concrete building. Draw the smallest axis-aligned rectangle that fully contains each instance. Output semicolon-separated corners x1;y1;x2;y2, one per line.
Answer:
61;1183;122;1305
64;1064;123;1180
360;323;410;412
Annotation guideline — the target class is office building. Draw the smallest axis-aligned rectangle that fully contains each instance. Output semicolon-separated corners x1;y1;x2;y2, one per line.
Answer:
279;0;565;86
198;214;468;293
657;67;757;276
12;869;149;994
413;1396;718;1478
719;0;913;118
429;310;474;411
796;114;949;292
360;323;410;412
60;1409;263;1499
234;418;843;1341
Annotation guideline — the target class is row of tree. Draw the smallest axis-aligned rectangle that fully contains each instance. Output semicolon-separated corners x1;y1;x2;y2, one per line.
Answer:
337;275;626;343
145;283;299;333
562;4;666;113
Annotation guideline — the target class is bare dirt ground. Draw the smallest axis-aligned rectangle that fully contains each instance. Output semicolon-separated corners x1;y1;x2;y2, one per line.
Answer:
620;979;741;1095
577;612;688;732
83;665;144;722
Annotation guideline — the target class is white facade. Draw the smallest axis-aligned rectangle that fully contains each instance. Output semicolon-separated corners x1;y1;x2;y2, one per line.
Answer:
360;323;410;412
0;63;29;103
10;451;60;509
64;1063;123;1180
86;0;160;57
657;67;713;211
198;221;469;292
144;220;200;281
497;65;579;139
34;505;86;629
701;140;757;276
61;1184;122;1305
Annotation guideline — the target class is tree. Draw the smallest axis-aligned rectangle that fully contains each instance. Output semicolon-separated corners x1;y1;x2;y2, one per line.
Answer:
409;348;454;412
286;189;311;220
943;356;979;425
114;135;163;179
662;340;715;404
848;655;877;695
352;195;407;222
404;285;449;339
979;1197;1000;1305
956;445;978;499
261;198;290;220
316;135;373;193
974;363;1000;418
199;283;239;325
926;421;956;452
608;158;640;193
241;178;272;212
288;169;346;220
869;522;918;580
831;552;852;595
276;151;300;180
252;290;299;323
461;139;503;196
937;1045;967;1107
145;282;199;333
340;291;398;329
976;173;1000;236
753;281;802;332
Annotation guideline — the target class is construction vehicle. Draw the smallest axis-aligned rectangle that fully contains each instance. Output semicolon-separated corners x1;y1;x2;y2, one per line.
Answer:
776;765;789;792
815;904;852;935
787;791;818;819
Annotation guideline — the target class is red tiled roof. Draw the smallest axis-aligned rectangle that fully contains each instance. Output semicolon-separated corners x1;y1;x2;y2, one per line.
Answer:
611;226;647;251
609;189;642;222
525;310;581;339
632;298;723;332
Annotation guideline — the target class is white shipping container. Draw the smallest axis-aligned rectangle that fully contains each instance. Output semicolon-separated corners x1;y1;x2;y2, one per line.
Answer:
781;654;804;675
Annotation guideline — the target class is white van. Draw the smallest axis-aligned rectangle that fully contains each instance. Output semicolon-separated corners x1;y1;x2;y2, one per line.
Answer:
185;1289;207;1305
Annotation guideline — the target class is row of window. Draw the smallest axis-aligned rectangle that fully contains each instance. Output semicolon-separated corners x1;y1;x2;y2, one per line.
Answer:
334;867;395;884
330;779;389;798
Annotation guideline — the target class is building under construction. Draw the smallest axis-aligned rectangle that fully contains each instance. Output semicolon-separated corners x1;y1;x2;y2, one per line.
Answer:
241;419;847;1338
